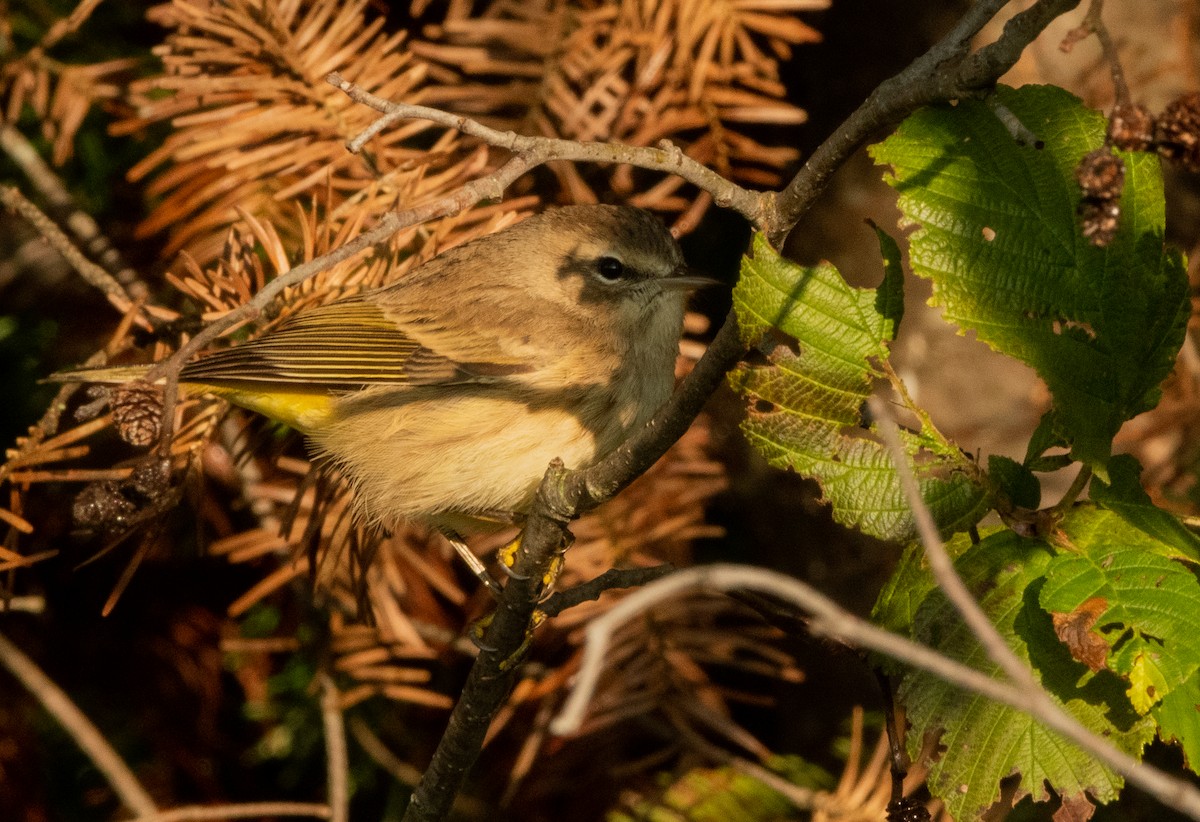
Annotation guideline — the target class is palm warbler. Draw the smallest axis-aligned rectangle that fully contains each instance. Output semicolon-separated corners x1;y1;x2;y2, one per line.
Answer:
58;205;708;549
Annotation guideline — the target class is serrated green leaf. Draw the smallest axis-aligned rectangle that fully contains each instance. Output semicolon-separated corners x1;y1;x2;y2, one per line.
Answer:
1090;454;1200;563
903;530;1155;818
1037;506;1200;773
729;234;989;541
1040;511;1200;718
871;85;1190;478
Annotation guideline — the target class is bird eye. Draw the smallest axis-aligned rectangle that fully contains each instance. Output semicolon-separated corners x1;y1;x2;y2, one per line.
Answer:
596;256;627;281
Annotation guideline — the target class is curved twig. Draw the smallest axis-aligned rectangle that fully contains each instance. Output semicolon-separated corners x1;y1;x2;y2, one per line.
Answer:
551;564;1200;820
0;630;159;817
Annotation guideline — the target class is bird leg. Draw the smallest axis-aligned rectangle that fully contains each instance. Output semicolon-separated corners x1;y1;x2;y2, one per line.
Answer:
440;528;503;597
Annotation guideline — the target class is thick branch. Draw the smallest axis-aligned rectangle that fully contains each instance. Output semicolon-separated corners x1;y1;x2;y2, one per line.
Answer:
770;0;1081;243
401;463;574;822
539;564;676;617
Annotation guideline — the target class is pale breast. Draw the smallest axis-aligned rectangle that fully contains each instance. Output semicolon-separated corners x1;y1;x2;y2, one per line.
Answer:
311;386;607;532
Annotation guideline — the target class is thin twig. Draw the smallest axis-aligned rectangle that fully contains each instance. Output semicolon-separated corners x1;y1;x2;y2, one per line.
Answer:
550;564;1200;820
867;395;1041;693
39;0;107;52
539;564;676;617
0;595;46;613
349;716;423;785
328;74;764;225
730;757;830;813
0;124;146;297
988;98;1045;146
347;717;489;819
125;802;332;821
1084;0;1131;105
0;630;158;817
0;186;142;320
319;675;349;822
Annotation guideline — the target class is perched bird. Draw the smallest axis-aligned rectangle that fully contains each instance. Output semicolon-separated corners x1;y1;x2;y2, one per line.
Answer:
58;205;708;563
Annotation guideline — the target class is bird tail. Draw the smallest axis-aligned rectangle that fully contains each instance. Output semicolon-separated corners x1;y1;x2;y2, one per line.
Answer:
47;364;155;384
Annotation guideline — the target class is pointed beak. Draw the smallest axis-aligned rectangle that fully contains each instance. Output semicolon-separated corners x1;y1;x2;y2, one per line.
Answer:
660;266;721;291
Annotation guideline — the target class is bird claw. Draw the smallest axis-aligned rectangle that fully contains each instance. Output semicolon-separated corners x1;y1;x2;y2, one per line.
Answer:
496;534;529;579
467;613;498;652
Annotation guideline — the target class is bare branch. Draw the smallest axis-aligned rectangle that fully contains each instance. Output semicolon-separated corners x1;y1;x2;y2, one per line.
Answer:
0;186;144;322
867;396;1041;693
126;802;332;821
0;630;158;817
550;564;1200;820
327;73;765;225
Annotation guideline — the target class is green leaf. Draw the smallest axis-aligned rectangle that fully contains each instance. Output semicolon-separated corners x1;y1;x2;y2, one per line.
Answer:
1024;411;1073;473
872;222;906;334
1042;546;1200;707
1153;672;1200;771
606;756;831;822
902;530;1155;818
871;85;1190;478
1089;453;1200;563
988;454;1041;510
729;233;989;541
872;532;979;638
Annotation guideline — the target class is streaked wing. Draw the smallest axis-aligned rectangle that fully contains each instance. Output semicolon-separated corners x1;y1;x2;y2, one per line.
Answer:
181;298;489;388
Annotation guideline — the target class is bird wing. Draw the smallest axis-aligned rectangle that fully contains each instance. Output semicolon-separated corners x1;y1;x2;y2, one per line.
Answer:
181;297;525;388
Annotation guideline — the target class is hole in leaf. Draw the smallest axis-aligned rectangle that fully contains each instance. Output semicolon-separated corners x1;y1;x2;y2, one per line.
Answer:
754;399;775;413
1050;317;1097;340
981;226;996;241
